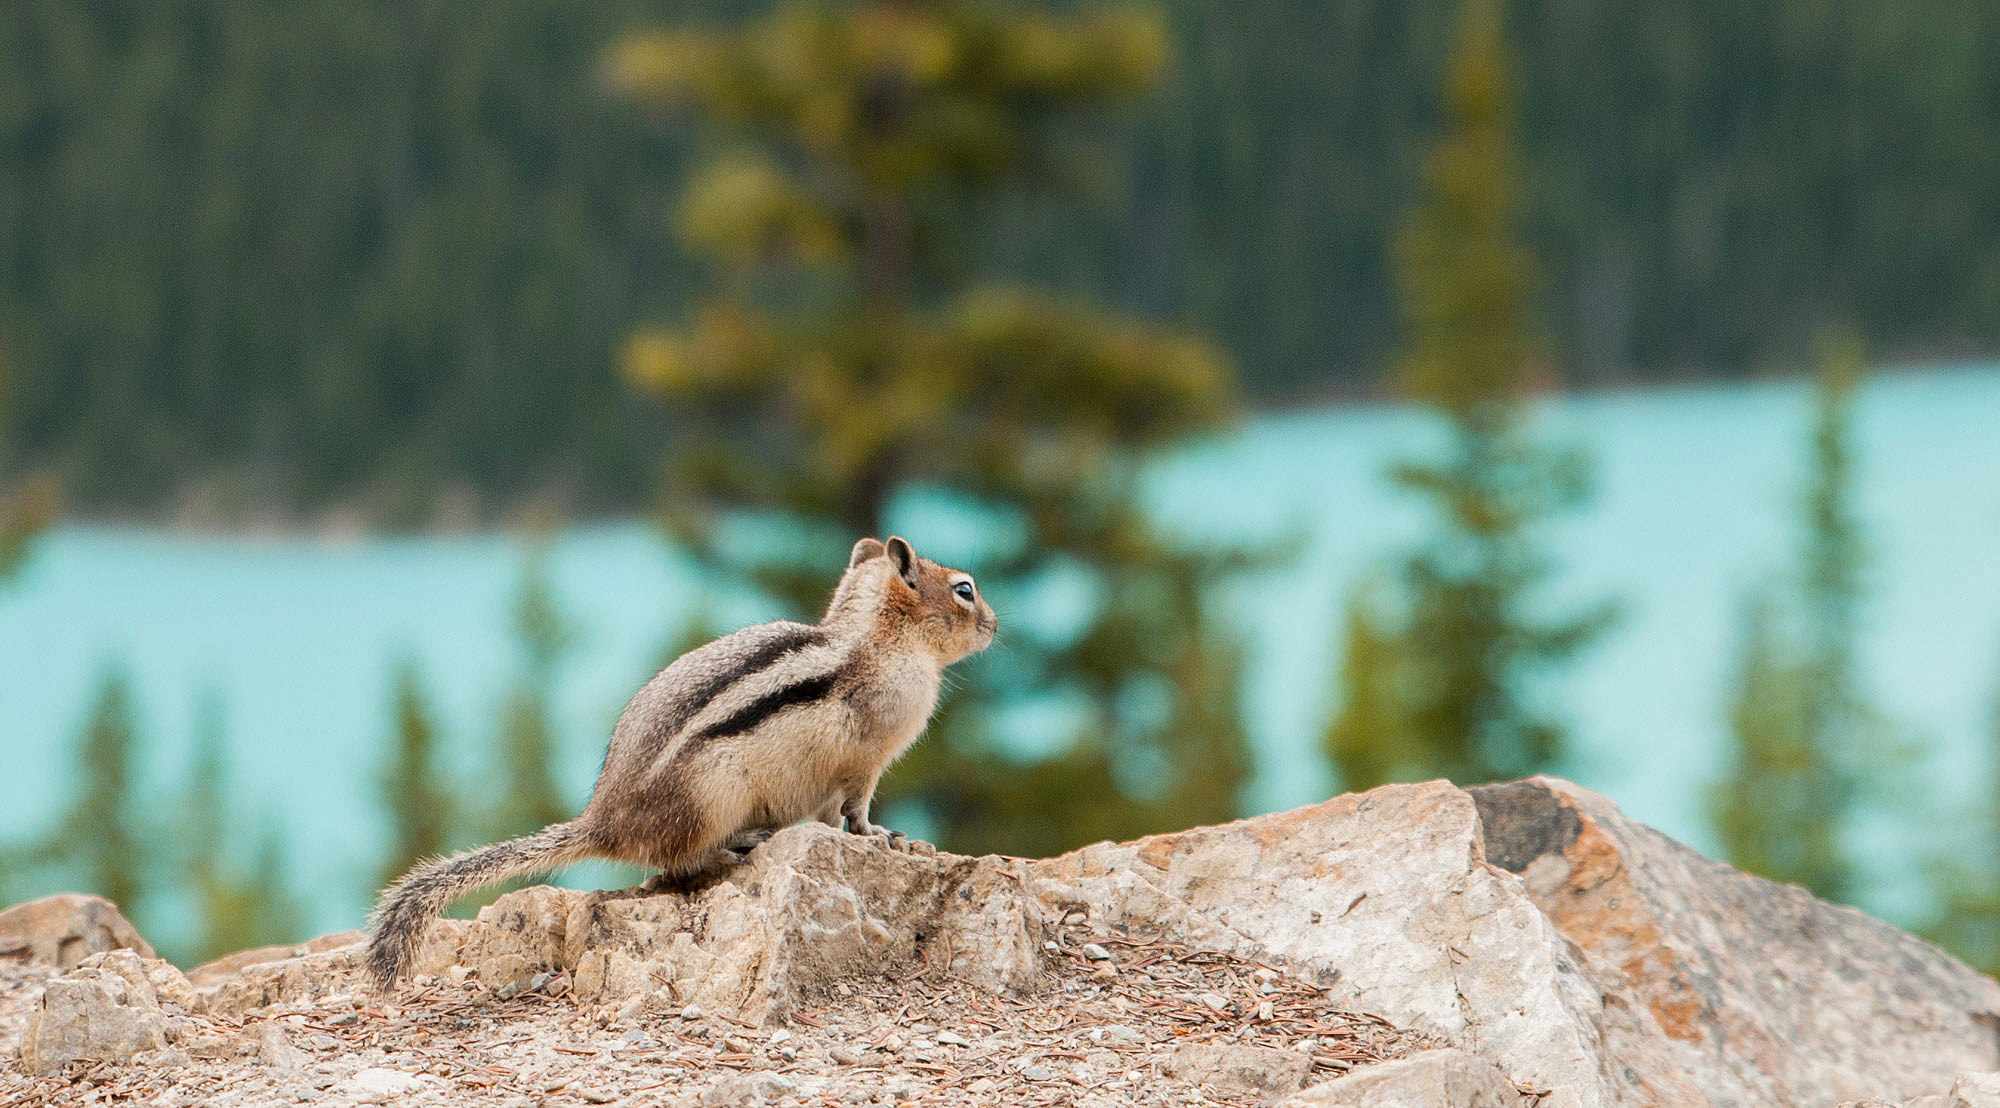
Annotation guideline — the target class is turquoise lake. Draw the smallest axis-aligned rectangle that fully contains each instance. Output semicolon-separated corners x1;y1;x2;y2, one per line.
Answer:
3;365;1998;944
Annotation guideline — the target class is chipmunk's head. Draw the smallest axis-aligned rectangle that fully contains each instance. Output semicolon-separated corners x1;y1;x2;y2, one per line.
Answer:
833;536;996;664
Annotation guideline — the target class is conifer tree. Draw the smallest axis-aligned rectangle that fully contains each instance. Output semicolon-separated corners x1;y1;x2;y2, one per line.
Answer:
1324;0;1611;792
0;345;48;579
378;659;453;888
612;0;1256;852
1321;578;1414;790
491;543;574;839
182;688;301;964
58;666;147;913
1923;646;2000;976
1709;331;1884;905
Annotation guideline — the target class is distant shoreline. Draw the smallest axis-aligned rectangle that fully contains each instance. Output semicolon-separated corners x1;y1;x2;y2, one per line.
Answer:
21;357;1998;540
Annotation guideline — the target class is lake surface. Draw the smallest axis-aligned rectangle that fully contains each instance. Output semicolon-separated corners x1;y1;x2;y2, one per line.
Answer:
3;364;1997;943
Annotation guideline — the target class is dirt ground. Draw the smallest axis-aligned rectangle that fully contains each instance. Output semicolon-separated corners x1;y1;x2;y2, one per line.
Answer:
2;923;1445;1107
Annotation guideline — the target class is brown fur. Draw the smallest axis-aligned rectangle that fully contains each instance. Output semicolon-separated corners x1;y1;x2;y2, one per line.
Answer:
364;536;995;988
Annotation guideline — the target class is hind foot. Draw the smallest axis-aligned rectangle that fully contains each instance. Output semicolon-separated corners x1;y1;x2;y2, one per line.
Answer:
723;827;775;858
639;835;769;896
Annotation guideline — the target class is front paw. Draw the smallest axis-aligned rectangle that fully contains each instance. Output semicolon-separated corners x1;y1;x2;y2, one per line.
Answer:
860;826;925;853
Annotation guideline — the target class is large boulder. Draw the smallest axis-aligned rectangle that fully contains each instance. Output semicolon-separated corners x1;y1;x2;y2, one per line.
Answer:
1029;781;1658;1108
1472;778;2000;1107
1029;779;2000;1108
0;894;153;969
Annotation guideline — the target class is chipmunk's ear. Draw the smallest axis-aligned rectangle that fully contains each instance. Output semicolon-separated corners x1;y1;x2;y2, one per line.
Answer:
848;537;885;569
884;536;919;588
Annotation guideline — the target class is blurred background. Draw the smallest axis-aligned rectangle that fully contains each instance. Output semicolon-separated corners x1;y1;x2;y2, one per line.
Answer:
2;0;1998;975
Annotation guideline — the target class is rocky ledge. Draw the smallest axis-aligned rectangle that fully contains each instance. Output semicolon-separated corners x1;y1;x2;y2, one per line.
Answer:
3;778;1998;1107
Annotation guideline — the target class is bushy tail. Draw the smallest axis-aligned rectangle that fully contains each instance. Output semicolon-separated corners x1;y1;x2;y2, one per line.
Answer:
365;820;594;989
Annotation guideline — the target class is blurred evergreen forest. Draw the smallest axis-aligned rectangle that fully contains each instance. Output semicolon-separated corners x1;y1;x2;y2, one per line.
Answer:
5;0;2000;515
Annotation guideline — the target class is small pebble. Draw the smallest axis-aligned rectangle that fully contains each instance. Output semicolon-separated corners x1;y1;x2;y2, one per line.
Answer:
1043;941;1060;953
1081;943;1112;961
935;1030;969;1046
326;1012;360;1027
1020;1065;1055;1082
680;1004;704;1021
778;1045;797;1062
769;1029;793;1044
1104;1025;1143;1043
1257;1000;1275;1021
526;972;551;993
1197;993;1229;1011
1259;982;1278;995
576;1090;615;1105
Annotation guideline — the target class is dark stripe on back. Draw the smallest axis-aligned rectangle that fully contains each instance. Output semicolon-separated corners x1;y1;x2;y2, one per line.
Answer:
691;661;850;743
654;624;826;744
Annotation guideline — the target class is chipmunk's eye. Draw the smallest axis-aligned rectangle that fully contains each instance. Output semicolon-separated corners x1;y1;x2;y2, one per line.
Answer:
952;580;976;603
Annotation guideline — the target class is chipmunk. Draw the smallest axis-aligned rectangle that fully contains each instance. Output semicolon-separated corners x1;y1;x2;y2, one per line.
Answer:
365;536;996;989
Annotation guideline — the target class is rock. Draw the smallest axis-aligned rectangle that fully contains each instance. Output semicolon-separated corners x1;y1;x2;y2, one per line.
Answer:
185;930;365;988
1030;781;1633;1107
1031;778;2000;1108
431;822;1047;1023
1471;778;2000;1107
198;944;367;1018
1161;1042;1314;1099
698;1073;795;1105
0;893;154;969
1952;1074;2000;1108
342;1067;431;1104
1846;1074;2000;1108
1277;1049;1518;1108
254;1022;305;1070
20;952;171;1072
14;777;1992;1106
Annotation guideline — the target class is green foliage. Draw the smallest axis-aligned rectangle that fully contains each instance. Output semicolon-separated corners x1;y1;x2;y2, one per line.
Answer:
378;658;454;888
490;543;576;839
1708;592;1848;896
0;0;688;516
181;689;302;964
50;666;148;914
1923;649;2000;976
617;0;1255;853
1324;0;1612;793
1321;577;1414;789
0;345;50;578
7;1;2000;511
1708;332;1895;905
